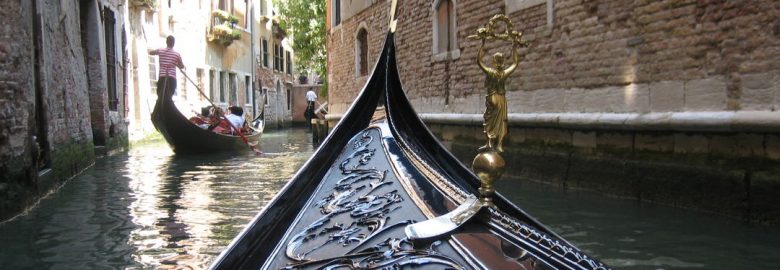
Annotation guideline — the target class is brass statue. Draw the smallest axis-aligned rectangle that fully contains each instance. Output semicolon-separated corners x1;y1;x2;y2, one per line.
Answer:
468;14;527;205
469;15;526;153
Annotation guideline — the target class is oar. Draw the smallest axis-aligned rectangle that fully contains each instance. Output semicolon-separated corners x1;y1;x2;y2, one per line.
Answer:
178;68;262;155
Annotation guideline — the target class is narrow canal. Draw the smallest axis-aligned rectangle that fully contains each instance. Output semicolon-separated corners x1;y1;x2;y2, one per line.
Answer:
1;128;778;269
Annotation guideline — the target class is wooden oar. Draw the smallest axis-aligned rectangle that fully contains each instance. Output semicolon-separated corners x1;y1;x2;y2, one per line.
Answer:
178;68;262;155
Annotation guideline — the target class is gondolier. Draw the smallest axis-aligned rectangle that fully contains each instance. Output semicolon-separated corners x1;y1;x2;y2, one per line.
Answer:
304;88;317;122
150;35;185;98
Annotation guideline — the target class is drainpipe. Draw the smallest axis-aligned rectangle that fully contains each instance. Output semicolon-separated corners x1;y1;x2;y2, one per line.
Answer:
250;1;256;118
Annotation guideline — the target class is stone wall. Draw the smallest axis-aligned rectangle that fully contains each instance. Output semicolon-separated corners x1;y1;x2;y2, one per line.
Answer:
432;123;780;225
0;0;37;221
0;0;128;222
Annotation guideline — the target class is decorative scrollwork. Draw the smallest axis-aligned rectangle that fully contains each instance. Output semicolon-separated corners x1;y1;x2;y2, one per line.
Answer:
283;129;464;269
284;238;463;270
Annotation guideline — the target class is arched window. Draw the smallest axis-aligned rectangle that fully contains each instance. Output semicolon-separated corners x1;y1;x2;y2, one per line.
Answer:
355;27;368;77
433;0;459;60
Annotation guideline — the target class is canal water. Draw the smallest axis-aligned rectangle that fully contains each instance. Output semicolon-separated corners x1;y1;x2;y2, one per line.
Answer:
1;128;779;269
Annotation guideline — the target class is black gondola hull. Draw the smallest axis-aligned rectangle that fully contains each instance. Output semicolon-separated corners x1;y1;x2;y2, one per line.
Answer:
151;93;261;154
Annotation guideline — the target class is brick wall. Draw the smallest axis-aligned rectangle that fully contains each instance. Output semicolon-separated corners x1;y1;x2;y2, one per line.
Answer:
326;0;780;224
327;0;780;114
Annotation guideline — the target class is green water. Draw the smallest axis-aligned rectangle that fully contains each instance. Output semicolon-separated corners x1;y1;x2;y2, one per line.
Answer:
0;128;778;269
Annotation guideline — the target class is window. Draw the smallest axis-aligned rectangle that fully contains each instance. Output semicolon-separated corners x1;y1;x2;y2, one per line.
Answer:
219;71;226;102
280;47;285;73
104;8;118;111
218;0;233;13
274;44;282;71
286;88;291;110
356;27;368;76
196;68;205;101
433;0;458;58
262;88;268;105
168;15;175;33
148;54;158;95
245;0;250;28
229;73;237;104
209;70;216;100
262;39;269;68
332;0;341;27
286;51;292;75
245;75;252;104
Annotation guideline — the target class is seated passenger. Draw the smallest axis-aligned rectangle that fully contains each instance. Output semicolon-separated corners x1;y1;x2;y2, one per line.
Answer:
225;106;245;133
210;106;246;135
190;106;212;129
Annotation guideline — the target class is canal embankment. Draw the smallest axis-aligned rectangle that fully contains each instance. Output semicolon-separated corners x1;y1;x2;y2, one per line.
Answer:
419;113;780;226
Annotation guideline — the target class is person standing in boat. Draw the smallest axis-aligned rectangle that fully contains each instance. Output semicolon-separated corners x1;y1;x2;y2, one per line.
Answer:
305;88;318;122
150;35;185;98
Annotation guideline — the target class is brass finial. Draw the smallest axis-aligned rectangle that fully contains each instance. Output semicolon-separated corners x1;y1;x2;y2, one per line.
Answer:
389;0;398;33
469;14;527;205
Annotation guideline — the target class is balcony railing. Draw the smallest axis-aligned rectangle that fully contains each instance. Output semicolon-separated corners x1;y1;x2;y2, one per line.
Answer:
208;9;241;46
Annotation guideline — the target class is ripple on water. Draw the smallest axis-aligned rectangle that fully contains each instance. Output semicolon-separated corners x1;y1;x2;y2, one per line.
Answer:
0;129;314;269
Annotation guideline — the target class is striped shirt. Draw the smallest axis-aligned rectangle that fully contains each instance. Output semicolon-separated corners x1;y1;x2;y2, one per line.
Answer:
153;48;182;78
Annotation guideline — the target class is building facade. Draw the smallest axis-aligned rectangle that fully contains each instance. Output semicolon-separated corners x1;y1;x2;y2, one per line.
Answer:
125;0;296;141
325;0;780;224
0;0;129;221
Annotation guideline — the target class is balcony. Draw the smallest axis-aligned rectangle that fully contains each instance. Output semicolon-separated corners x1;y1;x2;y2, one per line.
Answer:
208;9;241;46
271;16;287;39
129;0;156;11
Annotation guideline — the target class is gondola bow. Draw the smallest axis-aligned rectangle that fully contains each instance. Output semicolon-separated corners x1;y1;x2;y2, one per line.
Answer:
209;31;610;270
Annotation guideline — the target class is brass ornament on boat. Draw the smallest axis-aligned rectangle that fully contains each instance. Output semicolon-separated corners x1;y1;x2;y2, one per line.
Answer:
469;14;527;205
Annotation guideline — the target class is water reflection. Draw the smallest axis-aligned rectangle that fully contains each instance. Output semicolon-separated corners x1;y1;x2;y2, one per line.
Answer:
0;128;313;269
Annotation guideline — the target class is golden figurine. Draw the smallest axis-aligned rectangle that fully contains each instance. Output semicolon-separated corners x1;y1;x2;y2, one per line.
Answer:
469;14;526;153
468;14;527;205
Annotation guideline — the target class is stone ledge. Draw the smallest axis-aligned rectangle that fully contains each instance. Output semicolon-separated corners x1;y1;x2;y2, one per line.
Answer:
326;111;780;133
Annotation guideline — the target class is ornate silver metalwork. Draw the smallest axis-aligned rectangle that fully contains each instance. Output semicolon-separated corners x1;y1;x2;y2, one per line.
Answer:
404;195;482;240
486;207;610;270
283;238;463;269
282;129;464;269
